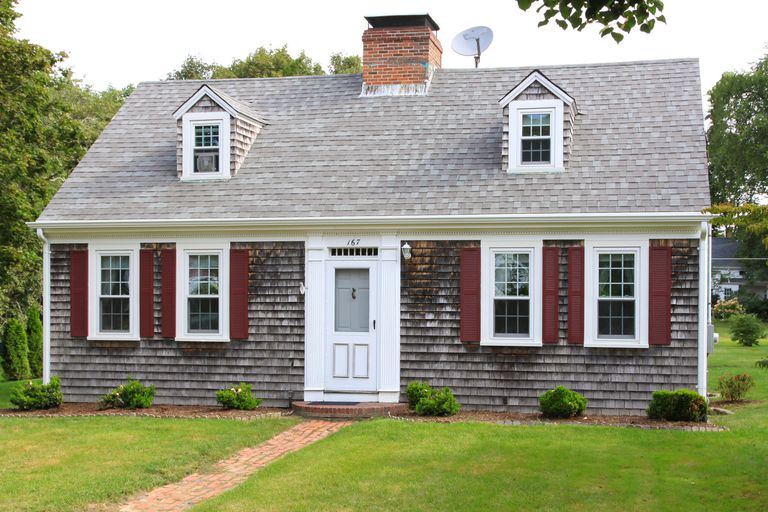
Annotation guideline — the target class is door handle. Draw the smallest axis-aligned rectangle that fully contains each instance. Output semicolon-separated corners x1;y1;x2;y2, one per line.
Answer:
373;320;376;330
351;288;357;299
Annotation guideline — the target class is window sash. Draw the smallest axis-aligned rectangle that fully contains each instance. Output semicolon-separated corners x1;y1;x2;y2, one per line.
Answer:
492;250;532;337
520;111;553;165
595;251;637;339
186;253;221;333
98;254;131;333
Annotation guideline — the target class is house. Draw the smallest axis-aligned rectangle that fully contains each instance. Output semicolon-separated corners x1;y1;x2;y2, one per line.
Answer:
30;14;712;415
712;238;768;301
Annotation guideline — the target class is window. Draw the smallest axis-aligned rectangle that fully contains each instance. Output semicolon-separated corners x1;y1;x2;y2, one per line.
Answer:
481;243;541;346
508;99;564;172
88;243;140;341
193;125;220;173
188;254;220;332
597;253;635;338
181;112;230;180
176;242;229;342
585;242;648;348
100;255;131;332
493;252;531;336
521;113;551;164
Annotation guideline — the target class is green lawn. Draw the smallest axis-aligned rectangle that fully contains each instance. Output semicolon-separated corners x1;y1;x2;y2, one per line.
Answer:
0;416;298;512
193;321;768;512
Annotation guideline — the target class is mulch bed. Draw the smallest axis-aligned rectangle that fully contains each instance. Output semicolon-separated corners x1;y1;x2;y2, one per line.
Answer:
390;410;726;431
0;403;291;420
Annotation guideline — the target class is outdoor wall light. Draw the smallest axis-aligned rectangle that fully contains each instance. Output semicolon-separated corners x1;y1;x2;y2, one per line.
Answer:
401;242;412;260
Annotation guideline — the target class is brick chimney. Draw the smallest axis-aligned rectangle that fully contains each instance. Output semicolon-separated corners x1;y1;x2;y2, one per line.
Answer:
361;14;442;96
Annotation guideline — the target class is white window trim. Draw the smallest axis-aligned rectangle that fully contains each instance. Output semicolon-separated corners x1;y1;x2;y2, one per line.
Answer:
175;240;230;342
181;112;231;181
87;242;140;341
508;99;564;173
584;241;649;348
481;240;543;347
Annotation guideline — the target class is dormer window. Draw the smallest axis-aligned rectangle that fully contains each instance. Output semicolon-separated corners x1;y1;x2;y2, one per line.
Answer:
499;70;576;174
181;112;230;180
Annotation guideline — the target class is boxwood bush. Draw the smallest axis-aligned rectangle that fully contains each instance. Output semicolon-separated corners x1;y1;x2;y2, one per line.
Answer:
647;389;707;422
539;386;587;418
216;383;262;410
99;378;155;409
9;376;63;410
406;381;461;416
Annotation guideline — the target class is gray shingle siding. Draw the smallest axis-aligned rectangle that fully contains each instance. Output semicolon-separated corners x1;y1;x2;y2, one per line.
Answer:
38;59;709;223
50;242;305;407
399;239;699;415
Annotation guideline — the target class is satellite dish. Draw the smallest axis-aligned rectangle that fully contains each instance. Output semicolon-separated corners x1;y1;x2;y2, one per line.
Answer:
451;26;493;68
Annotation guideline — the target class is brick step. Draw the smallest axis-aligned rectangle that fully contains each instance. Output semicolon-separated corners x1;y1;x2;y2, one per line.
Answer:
292;401;408;419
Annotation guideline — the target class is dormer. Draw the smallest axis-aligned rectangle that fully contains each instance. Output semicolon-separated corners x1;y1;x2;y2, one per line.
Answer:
499;71;576;173
173;85;267;181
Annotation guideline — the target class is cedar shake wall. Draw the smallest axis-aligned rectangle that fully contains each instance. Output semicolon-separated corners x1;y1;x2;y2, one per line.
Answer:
400;239;699;415
49;242;304;407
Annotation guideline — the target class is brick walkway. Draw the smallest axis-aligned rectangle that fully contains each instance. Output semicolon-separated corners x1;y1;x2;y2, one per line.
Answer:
120;419;350;512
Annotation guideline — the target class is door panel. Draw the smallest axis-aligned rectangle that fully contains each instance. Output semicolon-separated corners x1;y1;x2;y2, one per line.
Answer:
334;269;369;332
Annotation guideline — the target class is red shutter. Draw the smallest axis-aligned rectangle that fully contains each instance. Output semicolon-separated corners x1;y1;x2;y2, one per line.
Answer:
459;247;481;343
567;246;585;345
139;249;155;338
161;249;176;338
229;248;250;340
542;247;560;343
70;249;88;337
649;246;673;345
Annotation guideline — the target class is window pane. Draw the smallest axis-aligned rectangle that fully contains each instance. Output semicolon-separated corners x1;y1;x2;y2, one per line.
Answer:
494;252;530;297
494;299;530;336
100;255;129;297
188;297;219;332
194;148;219;173
194;125;219;148
598;299;635;337
521;139;551;163
597;252;635;298
188;254;219;296
100;297;129;332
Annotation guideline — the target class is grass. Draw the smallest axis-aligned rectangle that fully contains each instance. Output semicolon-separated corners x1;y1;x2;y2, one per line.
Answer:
192;319;768;512
0;416;298;512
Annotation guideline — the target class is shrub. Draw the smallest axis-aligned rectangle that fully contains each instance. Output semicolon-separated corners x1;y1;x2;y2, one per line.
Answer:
647;389;708;422
406;381;433;409
539;386;587;418
26;306;43;378
99;378;155;409
737;292;768;321
756;358;768;370
731;314;765;346
713;298;745;320
414;387;461;417
1;318;30;380
717;373;755;401
215;383;262;410
9;376;63;410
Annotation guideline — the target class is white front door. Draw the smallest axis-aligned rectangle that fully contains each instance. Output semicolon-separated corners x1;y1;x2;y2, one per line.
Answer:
325;261;378;392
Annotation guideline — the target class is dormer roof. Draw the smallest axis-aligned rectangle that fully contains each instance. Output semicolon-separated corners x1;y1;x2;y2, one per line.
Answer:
499;70;575;108
173;84;267;125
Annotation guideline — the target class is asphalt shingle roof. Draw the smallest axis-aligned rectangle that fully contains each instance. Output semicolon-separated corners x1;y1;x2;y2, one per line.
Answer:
38;58;710;222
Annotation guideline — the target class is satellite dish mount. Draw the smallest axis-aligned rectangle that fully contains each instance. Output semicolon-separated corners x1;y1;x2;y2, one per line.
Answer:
451;26;493;68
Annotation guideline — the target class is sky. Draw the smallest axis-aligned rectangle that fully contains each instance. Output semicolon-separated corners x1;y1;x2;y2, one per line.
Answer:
15;0;768;108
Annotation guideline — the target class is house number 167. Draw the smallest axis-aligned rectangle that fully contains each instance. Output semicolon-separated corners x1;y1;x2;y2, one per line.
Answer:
347;238;361;246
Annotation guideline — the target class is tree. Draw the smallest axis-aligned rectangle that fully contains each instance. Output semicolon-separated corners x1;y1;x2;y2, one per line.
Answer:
167;47;360;80
1;318;30;380
0;0;128;326
707;53;768;205
26;306;43;378
516;0;666;42
329;53;362;75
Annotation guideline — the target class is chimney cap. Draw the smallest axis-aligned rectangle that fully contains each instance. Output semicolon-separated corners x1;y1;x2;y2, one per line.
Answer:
364;14;439;31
